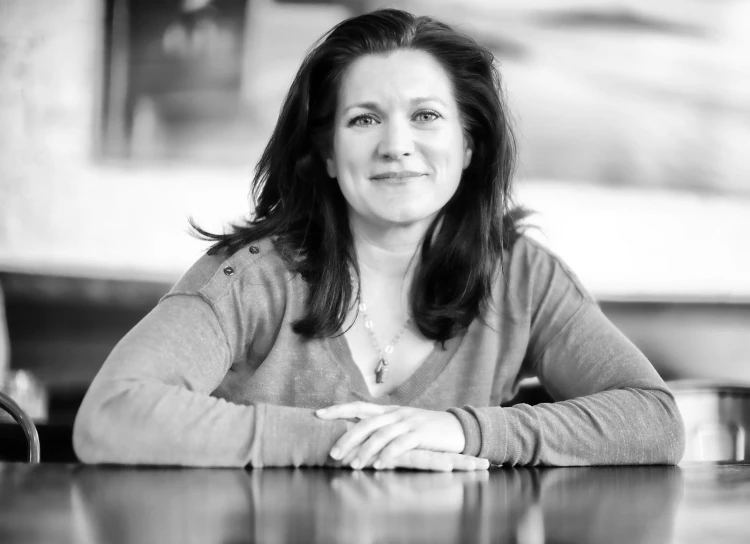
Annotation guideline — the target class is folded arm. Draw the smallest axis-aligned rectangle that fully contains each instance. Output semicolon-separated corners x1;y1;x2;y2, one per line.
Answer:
73;295;348;467
451;239;685;466
451;302;685;466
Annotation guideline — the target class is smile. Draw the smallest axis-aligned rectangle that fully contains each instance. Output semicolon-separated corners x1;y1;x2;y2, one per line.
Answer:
370;171;426;180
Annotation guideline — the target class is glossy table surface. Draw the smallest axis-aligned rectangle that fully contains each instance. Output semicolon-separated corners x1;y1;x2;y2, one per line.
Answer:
1;462;749;544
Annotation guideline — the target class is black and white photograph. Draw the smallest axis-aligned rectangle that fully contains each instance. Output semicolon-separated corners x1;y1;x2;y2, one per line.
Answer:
1;0;749;542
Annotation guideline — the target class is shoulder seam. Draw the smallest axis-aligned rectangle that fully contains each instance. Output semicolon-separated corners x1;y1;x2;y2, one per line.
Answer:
221;241;290;286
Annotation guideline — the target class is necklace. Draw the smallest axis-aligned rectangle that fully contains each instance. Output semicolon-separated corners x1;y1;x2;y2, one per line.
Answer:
357;299;412;384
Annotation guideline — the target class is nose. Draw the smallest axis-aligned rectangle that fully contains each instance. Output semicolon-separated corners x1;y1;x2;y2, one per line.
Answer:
377;119;414;159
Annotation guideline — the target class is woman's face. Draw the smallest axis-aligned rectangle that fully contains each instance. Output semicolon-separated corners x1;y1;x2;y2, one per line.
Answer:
326;49;472;231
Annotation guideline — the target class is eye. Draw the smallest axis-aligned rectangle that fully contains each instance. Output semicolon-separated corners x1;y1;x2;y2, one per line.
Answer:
414;110;440;123
348;113;379;127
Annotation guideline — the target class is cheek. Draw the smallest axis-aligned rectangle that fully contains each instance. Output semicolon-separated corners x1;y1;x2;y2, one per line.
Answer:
431;139;468;178
335;137;371;171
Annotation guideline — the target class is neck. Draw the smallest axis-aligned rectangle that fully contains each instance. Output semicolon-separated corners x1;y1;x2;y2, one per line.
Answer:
349;215;430;281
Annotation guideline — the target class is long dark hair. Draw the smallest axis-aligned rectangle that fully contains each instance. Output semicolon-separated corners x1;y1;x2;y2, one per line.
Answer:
192;8;526;343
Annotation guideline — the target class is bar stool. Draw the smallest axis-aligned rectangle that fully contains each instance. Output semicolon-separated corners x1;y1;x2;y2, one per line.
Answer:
0;391;41;463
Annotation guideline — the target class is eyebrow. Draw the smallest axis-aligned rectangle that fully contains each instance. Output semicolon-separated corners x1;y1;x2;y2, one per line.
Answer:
342;96;448;113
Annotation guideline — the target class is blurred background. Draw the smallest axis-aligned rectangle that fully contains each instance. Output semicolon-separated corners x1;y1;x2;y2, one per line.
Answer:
0;0;749;429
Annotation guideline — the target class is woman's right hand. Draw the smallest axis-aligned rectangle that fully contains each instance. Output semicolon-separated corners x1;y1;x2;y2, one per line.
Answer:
333;449;490;472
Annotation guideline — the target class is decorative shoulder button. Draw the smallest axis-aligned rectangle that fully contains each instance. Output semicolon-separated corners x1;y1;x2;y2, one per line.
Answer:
248;245;260;254
223;266;235;276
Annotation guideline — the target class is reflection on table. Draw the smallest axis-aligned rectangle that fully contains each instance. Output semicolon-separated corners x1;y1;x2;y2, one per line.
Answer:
1;462;749;544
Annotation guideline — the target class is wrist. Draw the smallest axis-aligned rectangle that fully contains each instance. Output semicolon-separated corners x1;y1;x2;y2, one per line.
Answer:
446;412;467;453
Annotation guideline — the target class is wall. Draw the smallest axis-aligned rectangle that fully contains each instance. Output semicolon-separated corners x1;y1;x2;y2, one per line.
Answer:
1;0;749;299
0;0;343;282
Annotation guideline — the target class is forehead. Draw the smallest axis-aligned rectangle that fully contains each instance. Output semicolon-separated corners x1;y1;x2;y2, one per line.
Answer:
337;49;457;109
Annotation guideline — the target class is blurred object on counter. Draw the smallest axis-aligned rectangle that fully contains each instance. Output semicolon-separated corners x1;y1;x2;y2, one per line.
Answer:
0;370;48;424
669;379;750;463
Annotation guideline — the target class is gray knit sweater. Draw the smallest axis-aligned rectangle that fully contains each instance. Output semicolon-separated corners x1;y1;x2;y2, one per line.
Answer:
73;236;685;467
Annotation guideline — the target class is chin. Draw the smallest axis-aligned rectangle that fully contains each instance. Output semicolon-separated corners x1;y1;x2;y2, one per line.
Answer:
376;207;437;227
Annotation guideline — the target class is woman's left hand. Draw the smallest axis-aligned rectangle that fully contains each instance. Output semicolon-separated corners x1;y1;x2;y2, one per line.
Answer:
315;402;467;469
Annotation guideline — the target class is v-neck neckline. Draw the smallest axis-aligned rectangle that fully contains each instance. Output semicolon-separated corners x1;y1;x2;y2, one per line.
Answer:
328;328;467;405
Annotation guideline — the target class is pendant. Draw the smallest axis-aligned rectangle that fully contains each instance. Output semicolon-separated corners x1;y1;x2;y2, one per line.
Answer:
375;359;388;384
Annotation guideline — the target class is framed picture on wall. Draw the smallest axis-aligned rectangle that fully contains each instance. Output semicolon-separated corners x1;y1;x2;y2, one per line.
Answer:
100;0;252;163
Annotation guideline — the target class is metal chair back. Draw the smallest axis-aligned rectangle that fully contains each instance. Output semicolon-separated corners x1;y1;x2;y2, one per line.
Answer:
0;391;41;463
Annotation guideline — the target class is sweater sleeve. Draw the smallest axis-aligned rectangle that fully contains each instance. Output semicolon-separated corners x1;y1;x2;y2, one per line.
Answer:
452;240;685;466
73;291;347;468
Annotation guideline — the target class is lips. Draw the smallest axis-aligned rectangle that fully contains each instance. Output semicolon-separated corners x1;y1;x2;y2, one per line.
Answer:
370;171;426;180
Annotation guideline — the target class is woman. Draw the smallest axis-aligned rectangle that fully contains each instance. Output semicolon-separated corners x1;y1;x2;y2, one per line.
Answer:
74;9;685;469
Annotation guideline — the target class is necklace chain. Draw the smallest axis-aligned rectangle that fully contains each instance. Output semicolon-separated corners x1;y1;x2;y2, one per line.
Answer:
351;268;412;384
358;300;412;384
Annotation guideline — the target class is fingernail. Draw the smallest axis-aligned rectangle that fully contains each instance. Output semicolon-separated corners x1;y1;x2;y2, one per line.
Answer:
316;408;327;415
330;448;341;459
351;459;362;469
373;460;383;470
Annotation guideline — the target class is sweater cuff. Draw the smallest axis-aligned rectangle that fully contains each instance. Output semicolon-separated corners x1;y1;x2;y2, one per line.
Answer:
251;403;349;468
459;406;512;465
447;407;482;457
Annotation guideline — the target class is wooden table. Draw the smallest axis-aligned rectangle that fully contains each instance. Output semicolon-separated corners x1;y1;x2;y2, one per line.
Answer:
1;462;748;543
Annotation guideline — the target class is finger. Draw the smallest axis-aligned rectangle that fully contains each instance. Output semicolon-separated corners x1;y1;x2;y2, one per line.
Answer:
392;450;453;472
340;448;359;468
341;445;394;470
445;453;490;471
330;412;402;460
351;422;412;470
315;402;388;420
377;432;422;466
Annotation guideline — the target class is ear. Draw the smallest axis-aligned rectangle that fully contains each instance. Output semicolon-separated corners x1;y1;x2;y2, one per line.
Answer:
325;156;337;178
462;144;473;170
